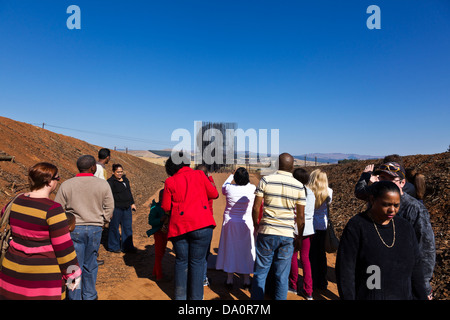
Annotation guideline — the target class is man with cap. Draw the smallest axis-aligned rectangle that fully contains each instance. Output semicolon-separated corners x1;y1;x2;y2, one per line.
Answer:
354;161;435;299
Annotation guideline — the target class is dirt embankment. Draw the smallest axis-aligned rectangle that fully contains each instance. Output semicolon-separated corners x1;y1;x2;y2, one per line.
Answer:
0;116;167;205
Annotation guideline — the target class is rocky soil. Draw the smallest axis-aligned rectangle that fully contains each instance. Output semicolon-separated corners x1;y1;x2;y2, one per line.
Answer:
311;152;449;299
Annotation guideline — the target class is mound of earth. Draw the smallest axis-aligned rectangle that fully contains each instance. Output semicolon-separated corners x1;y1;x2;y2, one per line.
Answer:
0;116;167;207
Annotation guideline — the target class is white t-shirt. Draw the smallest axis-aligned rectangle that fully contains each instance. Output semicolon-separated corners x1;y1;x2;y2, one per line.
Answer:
94;163;107;180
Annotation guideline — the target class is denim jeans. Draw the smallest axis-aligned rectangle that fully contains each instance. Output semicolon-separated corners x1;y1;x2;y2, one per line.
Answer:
108;207;134;252
67;225;103;300
251;233;294;300
171;227;213;300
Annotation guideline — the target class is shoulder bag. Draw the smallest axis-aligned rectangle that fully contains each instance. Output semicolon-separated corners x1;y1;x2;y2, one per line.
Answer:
324;201;339;253
0;193;22;268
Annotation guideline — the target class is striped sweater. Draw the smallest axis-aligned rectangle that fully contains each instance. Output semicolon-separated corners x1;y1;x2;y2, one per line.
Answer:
255;170;306;238
0;194;81;300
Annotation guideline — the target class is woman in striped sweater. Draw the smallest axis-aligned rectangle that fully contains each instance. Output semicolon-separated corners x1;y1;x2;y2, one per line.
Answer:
0;162;81;300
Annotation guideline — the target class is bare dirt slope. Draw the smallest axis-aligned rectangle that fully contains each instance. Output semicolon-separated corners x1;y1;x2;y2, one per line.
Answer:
0;116;167;206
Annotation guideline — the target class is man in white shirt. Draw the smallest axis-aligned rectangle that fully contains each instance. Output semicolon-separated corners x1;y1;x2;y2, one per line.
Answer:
94;148;110;180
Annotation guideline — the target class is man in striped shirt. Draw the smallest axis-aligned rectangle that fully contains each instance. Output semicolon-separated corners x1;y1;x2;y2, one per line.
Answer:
251;153;306;300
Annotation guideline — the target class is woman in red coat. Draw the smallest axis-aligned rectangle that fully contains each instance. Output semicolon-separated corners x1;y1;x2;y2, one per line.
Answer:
161;153;218;300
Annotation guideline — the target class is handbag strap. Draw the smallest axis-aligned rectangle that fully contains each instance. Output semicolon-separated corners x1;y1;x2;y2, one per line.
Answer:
1;193;23;230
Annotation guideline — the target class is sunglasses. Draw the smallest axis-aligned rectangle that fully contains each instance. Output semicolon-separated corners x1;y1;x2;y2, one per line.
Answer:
378;163;401;173
52;176;61;181
378;163;405;179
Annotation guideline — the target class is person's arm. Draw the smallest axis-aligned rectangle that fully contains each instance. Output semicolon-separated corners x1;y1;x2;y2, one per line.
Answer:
336;219;360;300
127;178;136;211
54;186;67;209
409;224;428;300
296;204;305;237
413;204;436;297
46;203;81;290
222;174;234;195
102;186;115;224
354;165;376;201
160;182;172;213
203;173;219;200
252;195;263;230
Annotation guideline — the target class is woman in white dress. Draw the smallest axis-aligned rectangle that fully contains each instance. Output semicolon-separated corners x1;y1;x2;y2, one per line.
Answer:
216;167;256;289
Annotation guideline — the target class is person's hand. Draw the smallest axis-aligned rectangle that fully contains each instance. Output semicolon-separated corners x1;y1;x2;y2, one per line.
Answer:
131;204;137;211
369;175;379;184
294;236;303;251
67;276;81;291
160;214;169;224
364;164;374;173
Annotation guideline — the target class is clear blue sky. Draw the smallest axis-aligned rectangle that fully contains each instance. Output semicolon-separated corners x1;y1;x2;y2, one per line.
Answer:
1;0;449;157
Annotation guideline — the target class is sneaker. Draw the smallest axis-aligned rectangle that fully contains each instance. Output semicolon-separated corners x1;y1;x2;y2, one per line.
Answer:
203;277;210;287
299;289;313;300
288;287;297;294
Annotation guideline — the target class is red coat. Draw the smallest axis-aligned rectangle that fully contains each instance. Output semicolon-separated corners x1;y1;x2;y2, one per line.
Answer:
161;166;219;238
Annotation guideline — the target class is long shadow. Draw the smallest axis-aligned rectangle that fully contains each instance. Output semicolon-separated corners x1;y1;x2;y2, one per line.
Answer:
122;244;176;299
207;254;251;300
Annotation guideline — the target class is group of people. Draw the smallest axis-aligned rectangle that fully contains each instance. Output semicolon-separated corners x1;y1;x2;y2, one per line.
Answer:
0;148;138;300
150;151;435;301
0;148;435;300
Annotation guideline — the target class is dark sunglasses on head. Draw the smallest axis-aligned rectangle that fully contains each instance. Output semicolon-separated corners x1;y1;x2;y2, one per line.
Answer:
379;164;401;173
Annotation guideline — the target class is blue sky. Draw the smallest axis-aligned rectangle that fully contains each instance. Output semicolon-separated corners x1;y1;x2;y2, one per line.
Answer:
1;0;449;157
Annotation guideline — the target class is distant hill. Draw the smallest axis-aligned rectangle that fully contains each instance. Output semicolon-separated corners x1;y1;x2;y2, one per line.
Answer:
144;150;383;164
294;153;382;164
148;149;173;157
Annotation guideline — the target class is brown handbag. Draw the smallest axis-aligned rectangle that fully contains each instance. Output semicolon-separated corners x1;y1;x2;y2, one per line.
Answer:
0;193;22;268
324;202;339;253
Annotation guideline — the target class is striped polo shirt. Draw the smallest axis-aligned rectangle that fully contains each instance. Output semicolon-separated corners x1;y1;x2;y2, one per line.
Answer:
255;170;306;238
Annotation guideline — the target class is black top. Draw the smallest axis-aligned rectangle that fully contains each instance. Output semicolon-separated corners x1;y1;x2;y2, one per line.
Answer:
107;175;135;209
354;174;436;295
336;211;428;300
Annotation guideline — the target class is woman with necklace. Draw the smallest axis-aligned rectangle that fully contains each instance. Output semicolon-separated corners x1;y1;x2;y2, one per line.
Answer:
336;181;427;300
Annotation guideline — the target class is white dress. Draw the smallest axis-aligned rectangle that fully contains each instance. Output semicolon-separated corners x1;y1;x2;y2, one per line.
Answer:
215;174;256;274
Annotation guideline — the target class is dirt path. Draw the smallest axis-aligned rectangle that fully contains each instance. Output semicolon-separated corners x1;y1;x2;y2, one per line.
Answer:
96;173;340;300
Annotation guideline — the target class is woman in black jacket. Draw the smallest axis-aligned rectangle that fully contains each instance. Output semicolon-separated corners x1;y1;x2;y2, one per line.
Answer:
336;181;427;300
107;164;137;253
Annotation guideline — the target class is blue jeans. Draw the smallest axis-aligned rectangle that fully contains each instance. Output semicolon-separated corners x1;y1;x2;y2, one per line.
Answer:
251;233;294;300
171;227;213;300
108;207;134;252
67;225;103;300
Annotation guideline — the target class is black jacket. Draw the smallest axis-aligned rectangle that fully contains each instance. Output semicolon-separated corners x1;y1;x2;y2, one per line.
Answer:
107;175;135;209
336;211;428;300
354;173;436;295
